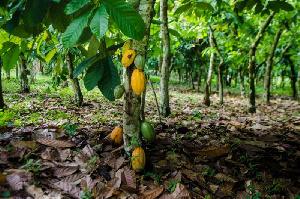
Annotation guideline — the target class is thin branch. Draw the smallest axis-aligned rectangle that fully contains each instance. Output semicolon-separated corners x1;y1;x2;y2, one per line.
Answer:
274;44;291;66
148;76;161;123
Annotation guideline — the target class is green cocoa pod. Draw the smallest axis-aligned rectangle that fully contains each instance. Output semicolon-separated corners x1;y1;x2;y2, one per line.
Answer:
141;121;155;142
114;85;125;99
134;54;146;71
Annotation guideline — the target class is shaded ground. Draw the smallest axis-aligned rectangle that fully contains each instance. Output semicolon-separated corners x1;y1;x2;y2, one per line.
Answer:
0;80;299;198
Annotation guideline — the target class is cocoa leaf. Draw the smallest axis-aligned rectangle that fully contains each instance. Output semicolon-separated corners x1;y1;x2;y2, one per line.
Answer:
193;143;231;157
37;138;75;148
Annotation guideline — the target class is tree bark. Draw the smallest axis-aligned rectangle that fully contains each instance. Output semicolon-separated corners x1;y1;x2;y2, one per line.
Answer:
248;12;275;113
123;0;155;155
238;66;245;96
0;56;4;110
6;71;10;80
66;51;83;106
159;0;171;117
263;28;282;104
210;26;224;104
288;58;297;99
20;53;30;93
203;29;214;106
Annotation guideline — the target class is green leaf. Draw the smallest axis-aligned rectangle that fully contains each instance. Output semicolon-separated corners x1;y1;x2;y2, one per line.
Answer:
103;0;145;40
84;60;104;91
30;0;50;26
3;45;20;71
152;19;164;25
90;5;108;40
65;0;90;15
87;36;100;58
169;28;181;38
45;49;57;63
6;7;22;34
174;2;193;15
97;57;120;101
271;1;294;11
47;1;71;32
76;27;93;45
195;2;214;12
52;0;61;2
62;7;93;48
73;56;96;78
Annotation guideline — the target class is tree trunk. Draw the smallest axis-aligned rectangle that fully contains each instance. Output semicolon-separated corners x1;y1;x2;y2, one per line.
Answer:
0;56;4;110
263;28;282;104
6;71;10;80
203;30;214;106
123;0;155;155
159;0;171;117
238;67;245;96
66;51;83;106
288;58;297;99
210;26;224;104
297;58;300;102
16;63;19;79
248;12;275;113
20;53;30;93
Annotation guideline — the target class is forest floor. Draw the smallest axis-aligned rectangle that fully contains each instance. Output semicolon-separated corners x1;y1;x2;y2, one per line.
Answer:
0;78;300;199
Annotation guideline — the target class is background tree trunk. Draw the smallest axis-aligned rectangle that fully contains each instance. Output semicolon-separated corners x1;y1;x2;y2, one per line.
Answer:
238;67;245;96
66;51;83;106
159;0;171;117
203;30;214;106
123;0;155;155
20;53;30;93
288;58;297;99
263;28;282;104
0;57;4;110
6;71;10;80
248;12;275;113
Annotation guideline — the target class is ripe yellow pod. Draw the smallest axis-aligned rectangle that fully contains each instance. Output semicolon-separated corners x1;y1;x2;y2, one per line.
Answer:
131;147;146;172
110;126;123;144
131;69;146;95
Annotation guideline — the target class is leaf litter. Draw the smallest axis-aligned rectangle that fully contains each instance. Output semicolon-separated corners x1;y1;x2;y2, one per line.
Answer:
0;86;299;198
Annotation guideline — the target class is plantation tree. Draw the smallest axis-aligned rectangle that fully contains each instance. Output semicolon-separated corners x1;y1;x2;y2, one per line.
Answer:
0;56;4;110
159;0;171;117
263;28;282;104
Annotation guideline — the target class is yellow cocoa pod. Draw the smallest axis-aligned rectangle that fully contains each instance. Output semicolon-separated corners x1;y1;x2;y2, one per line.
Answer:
131;69;146;95
110;126;123;144
122;40;132;55
122;50;136;67
131;147;146;172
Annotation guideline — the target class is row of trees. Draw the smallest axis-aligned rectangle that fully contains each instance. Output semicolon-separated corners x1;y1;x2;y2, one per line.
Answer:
0;0;299;154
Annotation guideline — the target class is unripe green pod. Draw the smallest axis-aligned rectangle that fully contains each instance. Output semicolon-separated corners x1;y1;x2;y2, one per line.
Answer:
134;54;146;71
114;85;125;99
141;121;155;142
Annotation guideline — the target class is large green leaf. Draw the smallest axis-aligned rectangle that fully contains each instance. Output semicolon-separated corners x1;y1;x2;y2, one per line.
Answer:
3;45;20;71
195;2;214;12
65;0;90;15
268;1;294;12
84;59;104;91
76;27;93;45
174;2;193;15
103;0;145;40
45;49;57;62
6;7;22;34
62;7;93;48
169;28;181;38
30;0;50;26
90;5;108;40
47;1;71;32
73;56;96;78
87;36;100;58
97;57;120;101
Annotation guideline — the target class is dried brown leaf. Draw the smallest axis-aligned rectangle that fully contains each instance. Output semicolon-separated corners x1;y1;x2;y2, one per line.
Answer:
170;183;190;198
37;138;75;148
6;170;32;190
0;172;7;185
193;143;231;157
54;167;77;178
121;170;137;192
214;173;237;183
61;173;85;184
115;156;126;170
54;181;82;198
25;185;44;198
139;186;164;199
11;141;37;149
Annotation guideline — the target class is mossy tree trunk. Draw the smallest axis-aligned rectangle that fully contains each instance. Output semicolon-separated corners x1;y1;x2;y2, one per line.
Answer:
159;0;171;117
248;12;275;113
263;28;282;104
238;66;245;96
288;57;297;99
66;51;83;106
123;0;155;155
203;29;214;106
0;56;4;110
20;53;30;93
210;26;224;104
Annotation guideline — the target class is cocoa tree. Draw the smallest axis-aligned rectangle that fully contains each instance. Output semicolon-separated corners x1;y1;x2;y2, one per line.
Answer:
0;56;4;110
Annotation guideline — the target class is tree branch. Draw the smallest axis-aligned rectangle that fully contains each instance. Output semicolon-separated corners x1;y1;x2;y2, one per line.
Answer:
274;44;291;66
